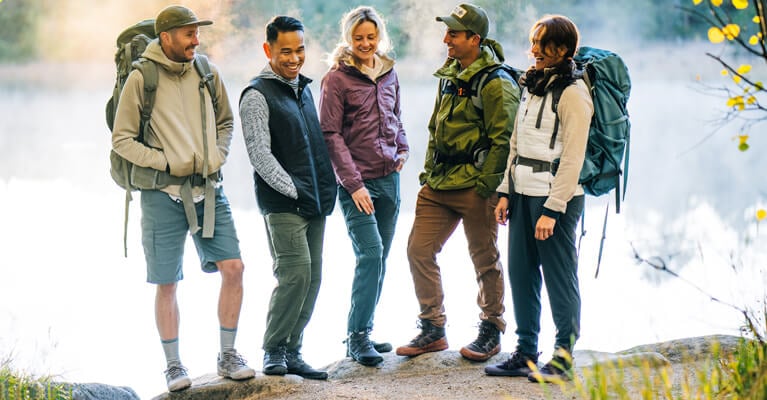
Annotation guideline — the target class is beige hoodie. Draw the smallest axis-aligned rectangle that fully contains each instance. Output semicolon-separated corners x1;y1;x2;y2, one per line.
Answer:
112;39;234;197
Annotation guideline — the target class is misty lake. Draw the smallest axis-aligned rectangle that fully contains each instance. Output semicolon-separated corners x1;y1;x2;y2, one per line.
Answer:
1;44;765;398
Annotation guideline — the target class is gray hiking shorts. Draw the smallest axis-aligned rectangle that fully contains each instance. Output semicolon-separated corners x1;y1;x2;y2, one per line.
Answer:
140;186;241;284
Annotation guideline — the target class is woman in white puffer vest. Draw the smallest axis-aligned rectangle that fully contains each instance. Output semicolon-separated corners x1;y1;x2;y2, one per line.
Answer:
487;15;593;383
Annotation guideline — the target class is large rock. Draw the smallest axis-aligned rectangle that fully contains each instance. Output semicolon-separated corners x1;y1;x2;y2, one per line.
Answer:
619;334;742;363
150;373;303;400
143;334;744;399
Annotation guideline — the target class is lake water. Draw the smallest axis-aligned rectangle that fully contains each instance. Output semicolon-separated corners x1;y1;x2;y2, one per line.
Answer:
0;55;765;399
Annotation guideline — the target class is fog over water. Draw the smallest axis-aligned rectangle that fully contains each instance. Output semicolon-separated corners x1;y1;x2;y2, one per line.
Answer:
1;2;766;399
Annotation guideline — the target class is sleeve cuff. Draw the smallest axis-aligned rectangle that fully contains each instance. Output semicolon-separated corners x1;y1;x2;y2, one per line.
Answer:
542;207;562;221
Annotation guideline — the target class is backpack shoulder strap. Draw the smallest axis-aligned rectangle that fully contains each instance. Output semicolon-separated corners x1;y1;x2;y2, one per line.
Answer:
132;58;158;142
193;54;219;113
547;78;579;149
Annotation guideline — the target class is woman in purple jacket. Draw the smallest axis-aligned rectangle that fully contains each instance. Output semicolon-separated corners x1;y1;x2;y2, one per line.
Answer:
320;5;409;367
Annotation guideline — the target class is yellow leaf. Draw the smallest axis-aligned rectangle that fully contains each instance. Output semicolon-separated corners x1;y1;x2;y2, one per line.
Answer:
737;64;752;74
757;209;767;221
750;35;759;45
747;95;756;104
733;75;742;83
723;24;741;39
711;0;723;6
721;69;729;76
693;0;703;3
754;16;761;23
739;134;749;145
756;81;764;90
709;27;726;43
727;96;744;107
733;0;748;9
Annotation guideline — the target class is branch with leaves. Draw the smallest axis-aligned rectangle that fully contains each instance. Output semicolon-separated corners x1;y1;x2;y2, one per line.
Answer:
682;0;767;150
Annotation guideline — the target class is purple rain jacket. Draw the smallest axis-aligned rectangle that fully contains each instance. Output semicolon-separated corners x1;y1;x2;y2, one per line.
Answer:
320;57;409;195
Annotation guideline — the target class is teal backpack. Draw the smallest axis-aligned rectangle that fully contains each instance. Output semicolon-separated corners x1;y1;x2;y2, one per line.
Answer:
106;19;219;256
551;46;631;276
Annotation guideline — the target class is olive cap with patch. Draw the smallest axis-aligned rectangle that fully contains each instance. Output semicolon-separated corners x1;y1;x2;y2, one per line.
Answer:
155;5;212;34
436;3;489;39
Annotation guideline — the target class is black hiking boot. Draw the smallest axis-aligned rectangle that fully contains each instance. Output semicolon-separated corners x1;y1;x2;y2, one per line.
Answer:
346;331;384;366
395;319;448;357
485;350;539;376
262;346;287;376
285;350;328;380
528;349;573;383
460;320;501;361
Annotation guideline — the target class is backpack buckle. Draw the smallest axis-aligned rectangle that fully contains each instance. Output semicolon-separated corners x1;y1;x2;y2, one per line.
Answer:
189;174;206;187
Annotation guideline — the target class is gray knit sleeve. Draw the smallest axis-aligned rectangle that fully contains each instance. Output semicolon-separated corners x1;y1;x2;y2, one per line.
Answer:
240;88;298;200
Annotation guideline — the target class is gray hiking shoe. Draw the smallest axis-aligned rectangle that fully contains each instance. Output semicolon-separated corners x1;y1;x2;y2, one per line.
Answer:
165;364;192;392
217;349;256;380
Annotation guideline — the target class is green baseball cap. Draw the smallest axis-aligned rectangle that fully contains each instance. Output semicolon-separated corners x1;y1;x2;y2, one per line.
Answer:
436;3;489;39
154;5;212;34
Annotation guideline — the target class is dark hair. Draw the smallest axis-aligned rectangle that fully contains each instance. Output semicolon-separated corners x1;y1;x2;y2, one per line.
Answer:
529;15;579;59
266;16;304;44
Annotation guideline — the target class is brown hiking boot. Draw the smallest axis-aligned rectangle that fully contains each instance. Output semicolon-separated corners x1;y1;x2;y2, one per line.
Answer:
395;319;448;357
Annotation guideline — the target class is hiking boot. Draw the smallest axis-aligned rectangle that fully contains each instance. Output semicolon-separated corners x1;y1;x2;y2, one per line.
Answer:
346;331;384;366
345;339;392;356
262;346;287;376
217;349;256;380
372;340;393;353
485;350;539;376
164;364;192;392
460;321;501;361
286;350;328;380
528;350;573;383
395;319;448;357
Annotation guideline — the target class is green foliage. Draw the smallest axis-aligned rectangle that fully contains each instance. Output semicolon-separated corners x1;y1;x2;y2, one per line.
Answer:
0;359;71;400
0;0;43;61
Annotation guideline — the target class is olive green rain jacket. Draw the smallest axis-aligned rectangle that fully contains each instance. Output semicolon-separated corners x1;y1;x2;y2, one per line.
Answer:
419;38;520;198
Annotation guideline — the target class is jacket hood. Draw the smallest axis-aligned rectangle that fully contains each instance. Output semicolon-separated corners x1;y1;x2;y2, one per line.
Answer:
434;38;505;82
335;50;396;78
142;39;195;76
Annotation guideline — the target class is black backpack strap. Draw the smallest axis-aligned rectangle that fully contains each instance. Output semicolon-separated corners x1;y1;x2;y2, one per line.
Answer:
547;81;574;149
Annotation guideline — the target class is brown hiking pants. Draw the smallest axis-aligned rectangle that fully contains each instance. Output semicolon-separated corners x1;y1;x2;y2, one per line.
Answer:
407;185;506;332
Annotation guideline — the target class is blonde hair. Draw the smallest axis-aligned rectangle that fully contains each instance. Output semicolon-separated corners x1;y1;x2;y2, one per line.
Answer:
328;6;393;68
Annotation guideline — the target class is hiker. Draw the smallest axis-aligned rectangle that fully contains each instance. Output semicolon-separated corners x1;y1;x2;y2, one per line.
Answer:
319;6;409;367
111;5;254;392
396;3;519;361
240;15;336;380
487;14;594;383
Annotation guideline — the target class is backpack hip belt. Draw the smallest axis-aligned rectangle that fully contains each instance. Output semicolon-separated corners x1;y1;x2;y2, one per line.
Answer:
156;170;221;187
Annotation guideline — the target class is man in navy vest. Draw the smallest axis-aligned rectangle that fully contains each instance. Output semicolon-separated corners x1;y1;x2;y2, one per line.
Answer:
239;15;336;380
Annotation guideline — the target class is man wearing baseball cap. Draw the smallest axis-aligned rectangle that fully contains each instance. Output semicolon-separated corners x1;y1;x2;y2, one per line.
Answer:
112;4;254;392
397;3;520;363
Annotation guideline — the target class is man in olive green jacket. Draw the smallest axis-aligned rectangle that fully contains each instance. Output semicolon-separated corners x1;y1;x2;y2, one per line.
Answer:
397;3;520;362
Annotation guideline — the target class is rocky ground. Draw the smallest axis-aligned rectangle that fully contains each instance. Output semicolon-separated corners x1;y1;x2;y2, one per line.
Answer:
148;335;739;400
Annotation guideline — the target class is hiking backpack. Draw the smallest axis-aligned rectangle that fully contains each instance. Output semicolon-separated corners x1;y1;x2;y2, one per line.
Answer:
106;19;219;256
438;64;524;167
549;46;631;277
551;46;631;213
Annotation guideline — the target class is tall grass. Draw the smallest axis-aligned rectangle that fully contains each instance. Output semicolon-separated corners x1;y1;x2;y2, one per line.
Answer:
0;356;71;400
